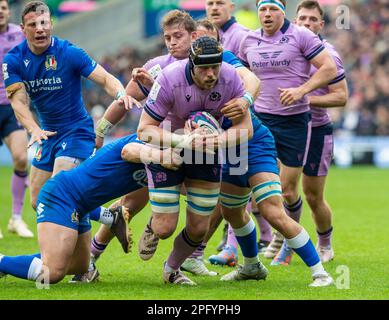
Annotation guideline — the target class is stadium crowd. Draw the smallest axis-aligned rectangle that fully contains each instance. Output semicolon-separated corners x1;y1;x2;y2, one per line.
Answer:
82;0;389;138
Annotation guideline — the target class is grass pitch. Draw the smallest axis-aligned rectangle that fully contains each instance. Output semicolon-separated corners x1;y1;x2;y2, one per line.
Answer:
0;165;388;300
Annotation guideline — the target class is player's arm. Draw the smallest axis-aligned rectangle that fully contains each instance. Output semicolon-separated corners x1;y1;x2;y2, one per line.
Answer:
121;142;182;171
221;66;260;120
95;78;147;148
7;83;56;147
309;78;348;108
279;49;337;106
88;64;142;111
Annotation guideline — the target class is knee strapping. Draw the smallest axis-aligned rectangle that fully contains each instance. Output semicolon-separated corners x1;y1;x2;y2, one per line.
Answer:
186;187;219;216
149;186;180;214
252;181;282;204
219;192;251;209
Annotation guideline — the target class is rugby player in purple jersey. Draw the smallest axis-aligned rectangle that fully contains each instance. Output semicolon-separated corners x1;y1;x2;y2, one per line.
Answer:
238;0;337;263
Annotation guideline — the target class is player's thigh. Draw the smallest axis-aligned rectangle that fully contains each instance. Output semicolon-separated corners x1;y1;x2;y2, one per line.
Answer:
52;156;80;176
3;129;28;170
184;178;221;238
38;222;78;281
68;230;92;275
30;166;52;208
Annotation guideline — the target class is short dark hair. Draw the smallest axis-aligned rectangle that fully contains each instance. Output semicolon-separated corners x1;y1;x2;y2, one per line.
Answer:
196;18;220;41
296;0;324;18
161;9;196;33
21;1;51;24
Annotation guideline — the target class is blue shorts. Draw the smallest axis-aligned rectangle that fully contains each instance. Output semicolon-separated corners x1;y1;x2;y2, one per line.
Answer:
36;178;91;234
0;104;24;146
146;151;221;188
255;112;312;167
32;116;95;172
303;123;333;177
222;124;279;188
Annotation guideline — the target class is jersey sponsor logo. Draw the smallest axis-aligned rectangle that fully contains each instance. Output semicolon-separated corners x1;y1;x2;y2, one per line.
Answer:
209;91;221;102
185;94;192;102
2;63;9;80
24;60;30;68
23;77;63;93
149;81;161;101
62;142;67;150
45;55;57;71
259;51;282;59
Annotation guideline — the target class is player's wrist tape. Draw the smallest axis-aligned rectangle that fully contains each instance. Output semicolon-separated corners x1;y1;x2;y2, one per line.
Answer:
242;92;254;106
115;91;126;100
95;118;113;138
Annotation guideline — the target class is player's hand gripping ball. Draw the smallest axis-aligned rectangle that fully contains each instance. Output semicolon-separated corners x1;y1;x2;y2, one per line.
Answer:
186;111;222;135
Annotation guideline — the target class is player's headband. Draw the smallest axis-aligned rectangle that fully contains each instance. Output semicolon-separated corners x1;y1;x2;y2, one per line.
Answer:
257;0;286;14
190;47;223;67
190;52;223;67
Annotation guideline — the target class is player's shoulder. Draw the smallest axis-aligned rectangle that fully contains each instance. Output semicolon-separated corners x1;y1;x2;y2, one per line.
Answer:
4;39;26;62
144;54;176;70
161;59;186;76
322;39;343;63
7;23;23;34
291;23;316;38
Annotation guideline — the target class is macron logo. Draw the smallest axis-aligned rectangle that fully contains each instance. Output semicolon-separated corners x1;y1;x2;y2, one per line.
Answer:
24;60;30;68
62;142;67;150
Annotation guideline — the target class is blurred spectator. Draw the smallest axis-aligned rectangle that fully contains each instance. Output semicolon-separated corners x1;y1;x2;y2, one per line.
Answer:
323;0;389;136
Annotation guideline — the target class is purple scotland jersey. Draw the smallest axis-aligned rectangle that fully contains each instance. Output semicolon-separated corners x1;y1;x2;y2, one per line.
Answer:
219;17;249;55
137;54;178;96
144;59;245;132
1;24;25;105
308;38;346;127
239;19;325;116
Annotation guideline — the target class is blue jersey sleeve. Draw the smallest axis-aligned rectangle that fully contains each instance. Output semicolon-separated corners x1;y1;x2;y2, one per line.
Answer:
67;44;97;78
222;50;244;69
3;53;23;88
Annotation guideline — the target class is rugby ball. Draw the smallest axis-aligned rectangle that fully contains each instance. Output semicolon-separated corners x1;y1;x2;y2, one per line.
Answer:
187;111;222;134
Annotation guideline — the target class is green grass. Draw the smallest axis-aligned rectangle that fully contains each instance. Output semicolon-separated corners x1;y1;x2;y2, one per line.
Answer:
1;166;389;300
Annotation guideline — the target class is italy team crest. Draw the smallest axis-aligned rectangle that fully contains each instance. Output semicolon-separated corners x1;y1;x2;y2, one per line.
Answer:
45;55;57;70
34;145;42;162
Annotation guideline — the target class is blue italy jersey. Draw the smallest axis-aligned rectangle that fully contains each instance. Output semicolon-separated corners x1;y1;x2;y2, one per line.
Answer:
222;50;243;69
3;36;97;131
49;134;146;214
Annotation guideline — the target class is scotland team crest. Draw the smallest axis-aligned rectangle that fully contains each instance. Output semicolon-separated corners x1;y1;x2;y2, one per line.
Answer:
45;55;57;70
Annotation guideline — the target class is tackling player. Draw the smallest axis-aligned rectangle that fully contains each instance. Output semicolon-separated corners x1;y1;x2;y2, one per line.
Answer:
0;134;181;284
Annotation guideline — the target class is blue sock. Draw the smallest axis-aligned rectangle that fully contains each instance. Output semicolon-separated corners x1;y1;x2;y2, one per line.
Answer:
233;218;258;258
286;229;320;267
0;253;42;280
88;207;101;222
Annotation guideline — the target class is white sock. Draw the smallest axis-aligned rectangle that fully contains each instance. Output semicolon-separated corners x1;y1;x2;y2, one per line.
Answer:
99;207;114;226
27;257;43;281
